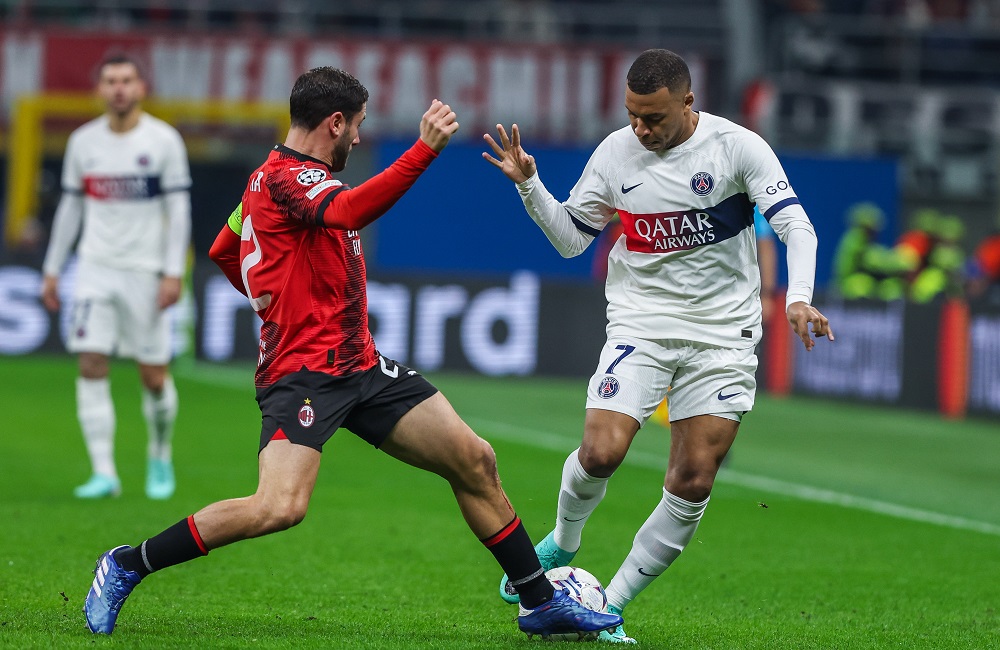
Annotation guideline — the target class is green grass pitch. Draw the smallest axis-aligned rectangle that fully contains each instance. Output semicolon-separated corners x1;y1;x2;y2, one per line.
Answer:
1;355;998;648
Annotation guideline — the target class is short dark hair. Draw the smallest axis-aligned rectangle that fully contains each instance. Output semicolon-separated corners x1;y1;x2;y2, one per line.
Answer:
96;52;146;81
289;67;369;130
626;49;691;96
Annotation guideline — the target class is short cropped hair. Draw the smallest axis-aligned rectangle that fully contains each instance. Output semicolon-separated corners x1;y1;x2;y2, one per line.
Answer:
626;49;691;96
289;67;369;130
96;52;146;81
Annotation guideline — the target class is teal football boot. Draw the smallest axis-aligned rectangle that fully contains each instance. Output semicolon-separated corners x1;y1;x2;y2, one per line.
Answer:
74;474;121;499
599;604;637;644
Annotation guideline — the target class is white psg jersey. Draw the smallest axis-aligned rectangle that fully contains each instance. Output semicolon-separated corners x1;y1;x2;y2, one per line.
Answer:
529;112;814;349
60;113;191;273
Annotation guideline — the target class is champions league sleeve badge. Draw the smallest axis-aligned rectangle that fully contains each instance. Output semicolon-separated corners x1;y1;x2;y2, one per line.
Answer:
690;171;715;196
296;168;328;186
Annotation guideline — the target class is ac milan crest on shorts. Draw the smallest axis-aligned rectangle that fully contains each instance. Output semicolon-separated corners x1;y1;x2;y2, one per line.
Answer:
255;356;438;452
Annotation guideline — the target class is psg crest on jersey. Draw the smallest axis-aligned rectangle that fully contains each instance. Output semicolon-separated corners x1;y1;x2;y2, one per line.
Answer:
597;376;620;399
690;171;715;196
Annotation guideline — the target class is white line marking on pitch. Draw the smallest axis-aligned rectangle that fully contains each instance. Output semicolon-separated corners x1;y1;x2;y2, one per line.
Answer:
177;366;1000;538
470;417;1000;538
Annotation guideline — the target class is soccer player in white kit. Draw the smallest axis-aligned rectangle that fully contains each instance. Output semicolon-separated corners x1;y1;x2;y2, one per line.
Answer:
41;54;192;500
484;49;833;643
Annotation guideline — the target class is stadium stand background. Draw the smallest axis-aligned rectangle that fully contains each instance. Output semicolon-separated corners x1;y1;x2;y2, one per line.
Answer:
0;0;998;417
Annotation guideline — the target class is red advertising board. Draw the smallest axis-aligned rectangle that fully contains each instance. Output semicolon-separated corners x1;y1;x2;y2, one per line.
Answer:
0;29;706;141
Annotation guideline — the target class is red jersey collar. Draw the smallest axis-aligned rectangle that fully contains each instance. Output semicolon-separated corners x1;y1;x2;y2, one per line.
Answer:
272;144;332;170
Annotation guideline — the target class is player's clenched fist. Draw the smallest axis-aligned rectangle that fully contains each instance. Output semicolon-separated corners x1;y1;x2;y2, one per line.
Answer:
419;99;459;152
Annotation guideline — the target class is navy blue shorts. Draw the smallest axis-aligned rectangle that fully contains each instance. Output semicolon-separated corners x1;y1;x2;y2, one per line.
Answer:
255;356;438;453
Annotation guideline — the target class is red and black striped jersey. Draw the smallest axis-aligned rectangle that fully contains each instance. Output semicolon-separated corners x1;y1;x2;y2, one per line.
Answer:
237;140;437;386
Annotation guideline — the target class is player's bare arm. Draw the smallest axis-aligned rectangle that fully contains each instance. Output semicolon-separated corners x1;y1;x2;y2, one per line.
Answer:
419;99;459;152
787;301;834;351
483;124;537;183
157;276;182;310
41;275;60;312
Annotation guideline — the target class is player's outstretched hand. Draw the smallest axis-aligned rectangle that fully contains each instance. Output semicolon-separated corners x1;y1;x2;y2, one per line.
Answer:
419;100;459;152
41;275;60;312
483;124;537;184
787;301;834;351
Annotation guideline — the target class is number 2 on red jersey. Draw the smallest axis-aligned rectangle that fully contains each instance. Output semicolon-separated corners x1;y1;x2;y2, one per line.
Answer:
240;213;272;311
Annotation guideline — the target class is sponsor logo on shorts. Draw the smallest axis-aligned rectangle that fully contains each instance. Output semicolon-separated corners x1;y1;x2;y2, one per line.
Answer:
296;168;328;186
690;171;715;196
598;376;620;399
298;398;315;427
717;389;742;400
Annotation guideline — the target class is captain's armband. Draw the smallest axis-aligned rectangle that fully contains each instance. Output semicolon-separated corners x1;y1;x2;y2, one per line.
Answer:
227;203;244;236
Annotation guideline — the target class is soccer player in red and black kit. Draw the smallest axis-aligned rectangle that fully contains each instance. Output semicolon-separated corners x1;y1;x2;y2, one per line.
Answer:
82;67;622;641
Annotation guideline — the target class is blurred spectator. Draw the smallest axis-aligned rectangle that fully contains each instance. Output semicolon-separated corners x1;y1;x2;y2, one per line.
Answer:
966;230;1000;299
833;202;910;300
895;208;939;279
834;204;974;302
910;213;966;301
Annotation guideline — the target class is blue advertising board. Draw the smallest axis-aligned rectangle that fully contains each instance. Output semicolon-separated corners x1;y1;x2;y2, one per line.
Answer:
374;140;899;289
372;140;601;280
775;153;899;287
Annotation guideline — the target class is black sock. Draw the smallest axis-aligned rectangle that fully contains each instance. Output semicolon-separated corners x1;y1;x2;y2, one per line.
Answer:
481;516;554;609
114;516;209;578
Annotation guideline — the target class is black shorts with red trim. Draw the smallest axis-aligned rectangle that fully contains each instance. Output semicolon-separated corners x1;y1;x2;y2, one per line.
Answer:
255;356;438;453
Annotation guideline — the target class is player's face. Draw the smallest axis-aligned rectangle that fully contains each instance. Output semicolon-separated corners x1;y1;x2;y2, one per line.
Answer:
97;63;145;118
625;86;695;153
330;108;366;172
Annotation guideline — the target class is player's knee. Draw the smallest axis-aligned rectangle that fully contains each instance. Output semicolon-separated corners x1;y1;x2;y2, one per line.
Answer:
455;436;499;492
78;354;109;379
139;366;167;392
142;375;166;393
665;473;714;503
258;497;309;533
268;507;307;533
577;445;625;478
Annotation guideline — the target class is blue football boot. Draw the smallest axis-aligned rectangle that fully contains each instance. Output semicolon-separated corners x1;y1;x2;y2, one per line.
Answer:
83;545;142;634
500;530;577;604
518;589;623;641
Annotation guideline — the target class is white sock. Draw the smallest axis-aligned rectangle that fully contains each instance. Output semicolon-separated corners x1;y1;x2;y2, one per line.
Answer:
143;375;178;462
76;377;117;478
553;449;610;553
605;488;709;611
